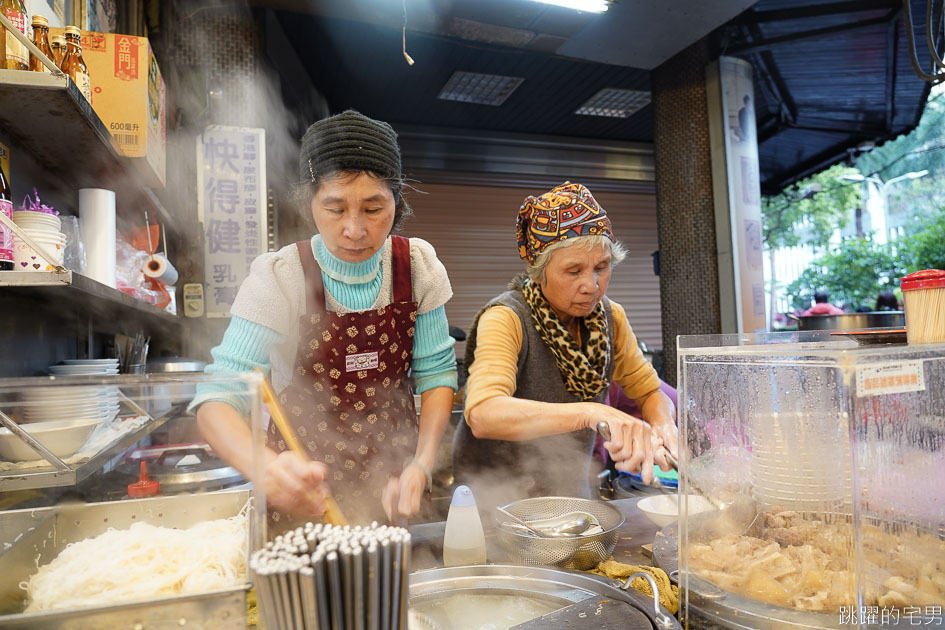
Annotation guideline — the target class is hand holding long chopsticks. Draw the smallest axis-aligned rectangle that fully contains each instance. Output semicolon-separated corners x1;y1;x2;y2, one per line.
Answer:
254;368;348;526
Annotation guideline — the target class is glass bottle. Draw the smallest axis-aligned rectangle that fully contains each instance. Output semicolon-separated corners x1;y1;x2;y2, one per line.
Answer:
50;33;65;67
0;161;13;271
60;25;91;102
1;0;29;71
29;14;53;73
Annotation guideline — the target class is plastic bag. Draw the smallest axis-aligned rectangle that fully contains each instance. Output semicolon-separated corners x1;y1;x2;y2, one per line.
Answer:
60;216;86;274
115;239;163;305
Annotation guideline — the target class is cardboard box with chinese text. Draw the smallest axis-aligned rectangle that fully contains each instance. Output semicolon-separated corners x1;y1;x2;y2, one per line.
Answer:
49;28;166;187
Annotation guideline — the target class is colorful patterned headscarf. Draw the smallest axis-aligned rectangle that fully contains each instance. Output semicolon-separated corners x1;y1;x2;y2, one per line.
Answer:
516;182;615;264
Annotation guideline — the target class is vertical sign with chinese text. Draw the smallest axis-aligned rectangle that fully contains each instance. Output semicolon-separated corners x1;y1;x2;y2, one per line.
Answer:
197;126;267;318
707;57;768;333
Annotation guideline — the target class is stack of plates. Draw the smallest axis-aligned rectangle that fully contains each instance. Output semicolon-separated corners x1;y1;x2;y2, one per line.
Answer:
749;411;852;512
20;360;120;424
48;359;119;376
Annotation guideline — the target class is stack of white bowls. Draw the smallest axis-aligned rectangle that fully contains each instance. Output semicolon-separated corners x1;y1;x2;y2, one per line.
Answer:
11;211;65;271
749;411;853;513
20;360;121;425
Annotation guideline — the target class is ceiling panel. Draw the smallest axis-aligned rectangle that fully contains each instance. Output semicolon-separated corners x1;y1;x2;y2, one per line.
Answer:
276;12;654;141
265;0;933;192
558;0;760;69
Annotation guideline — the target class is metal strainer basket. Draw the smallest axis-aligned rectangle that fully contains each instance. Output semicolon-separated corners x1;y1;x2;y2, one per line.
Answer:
495;497;624;570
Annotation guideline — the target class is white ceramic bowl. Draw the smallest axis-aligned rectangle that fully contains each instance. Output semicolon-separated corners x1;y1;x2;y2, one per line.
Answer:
637;494;717;528
13;211;61;231
0;418;100;462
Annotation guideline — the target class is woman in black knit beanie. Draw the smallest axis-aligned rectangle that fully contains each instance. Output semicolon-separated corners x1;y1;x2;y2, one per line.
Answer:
194;110;458;527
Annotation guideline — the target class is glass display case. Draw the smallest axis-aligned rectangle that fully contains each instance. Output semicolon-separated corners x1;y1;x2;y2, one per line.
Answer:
0;371;264;629
672;332;945;629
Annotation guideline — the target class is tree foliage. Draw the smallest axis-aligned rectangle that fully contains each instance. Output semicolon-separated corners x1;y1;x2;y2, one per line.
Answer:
899;207;945;272
770;87;945;316
855;90;945;221
785;237;903;311
855;91;945;182
762;163;860;251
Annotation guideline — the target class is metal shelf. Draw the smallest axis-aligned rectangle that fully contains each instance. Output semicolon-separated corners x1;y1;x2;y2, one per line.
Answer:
0;405;180;492
0;270;180;328
0;70;176;236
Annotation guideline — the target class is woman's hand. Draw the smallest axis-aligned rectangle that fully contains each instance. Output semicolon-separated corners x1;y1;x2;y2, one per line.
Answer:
650;420;679;471
588;404;656;484
381;463;427;522
265;451;328;518
636;389;678;471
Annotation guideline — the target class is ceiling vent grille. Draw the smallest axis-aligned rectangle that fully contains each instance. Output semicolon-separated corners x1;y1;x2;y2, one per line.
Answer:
575;88;651;118
437;71;525;106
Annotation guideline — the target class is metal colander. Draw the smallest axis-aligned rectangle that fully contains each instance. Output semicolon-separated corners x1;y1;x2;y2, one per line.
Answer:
494;497;624;570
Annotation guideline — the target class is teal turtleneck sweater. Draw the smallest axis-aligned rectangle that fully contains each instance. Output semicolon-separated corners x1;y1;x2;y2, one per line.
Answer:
194;236;457;416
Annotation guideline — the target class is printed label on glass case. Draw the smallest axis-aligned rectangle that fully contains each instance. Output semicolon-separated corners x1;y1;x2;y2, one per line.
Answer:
856;361;925;397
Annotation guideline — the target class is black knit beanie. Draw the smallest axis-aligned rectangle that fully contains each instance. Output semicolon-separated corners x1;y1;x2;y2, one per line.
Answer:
299;110;402;185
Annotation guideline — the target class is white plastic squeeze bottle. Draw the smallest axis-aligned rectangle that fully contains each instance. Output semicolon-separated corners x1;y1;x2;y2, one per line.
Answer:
443;485;487;566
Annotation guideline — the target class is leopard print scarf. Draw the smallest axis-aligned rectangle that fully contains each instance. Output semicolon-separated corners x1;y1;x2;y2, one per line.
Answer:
521;279;610;400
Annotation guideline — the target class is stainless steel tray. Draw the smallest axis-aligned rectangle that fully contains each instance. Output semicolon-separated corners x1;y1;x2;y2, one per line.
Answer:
0;489;251;629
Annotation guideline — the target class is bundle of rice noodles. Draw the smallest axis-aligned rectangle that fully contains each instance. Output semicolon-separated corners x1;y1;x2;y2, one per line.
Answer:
21;507;248;612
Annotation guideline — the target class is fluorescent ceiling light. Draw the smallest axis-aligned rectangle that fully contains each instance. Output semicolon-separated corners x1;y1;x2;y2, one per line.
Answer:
528;0;610;13
437;71;524;106
575;88;651;118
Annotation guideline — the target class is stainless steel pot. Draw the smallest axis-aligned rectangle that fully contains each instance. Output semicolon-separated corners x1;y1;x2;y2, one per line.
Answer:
409;564;681;630
147;357;208;373
146;357;207;405
789;311;904;331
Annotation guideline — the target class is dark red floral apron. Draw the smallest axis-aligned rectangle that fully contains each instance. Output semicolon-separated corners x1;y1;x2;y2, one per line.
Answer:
266;235;418;525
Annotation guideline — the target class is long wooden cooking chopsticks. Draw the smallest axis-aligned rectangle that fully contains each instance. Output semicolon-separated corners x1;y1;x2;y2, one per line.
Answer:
254;367;348;526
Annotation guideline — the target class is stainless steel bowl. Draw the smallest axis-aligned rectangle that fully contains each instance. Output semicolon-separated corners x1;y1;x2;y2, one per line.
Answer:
146;358;207;405
494;497;624;570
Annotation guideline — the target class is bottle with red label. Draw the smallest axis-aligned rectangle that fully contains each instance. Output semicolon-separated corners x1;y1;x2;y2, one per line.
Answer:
60;25;91;102
0;160;13;271
1;0;29;71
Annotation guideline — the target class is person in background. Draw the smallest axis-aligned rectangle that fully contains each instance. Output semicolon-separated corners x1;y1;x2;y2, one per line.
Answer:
191;110;457;526
875;290;900;311
802;290;844;316
452;182;677;506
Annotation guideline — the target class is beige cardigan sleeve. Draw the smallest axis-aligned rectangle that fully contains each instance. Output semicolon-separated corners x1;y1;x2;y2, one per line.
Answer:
609;301;662;400
463;305;523;418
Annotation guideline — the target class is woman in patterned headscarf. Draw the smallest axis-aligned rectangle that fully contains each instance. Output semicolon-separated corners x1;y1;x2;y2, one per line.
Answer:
192;111;457;525
453;182;677;503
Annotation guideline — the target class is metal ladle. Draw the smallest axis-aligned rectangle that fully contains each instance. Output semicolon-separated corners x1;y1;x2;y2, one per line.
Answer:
497;507;596;538
496;506;551;538
526;512;597;537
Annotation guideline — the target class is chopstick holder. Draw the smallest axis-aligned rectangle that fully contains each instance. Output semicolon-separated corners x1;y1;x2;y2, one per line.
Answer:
254;367;349;526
